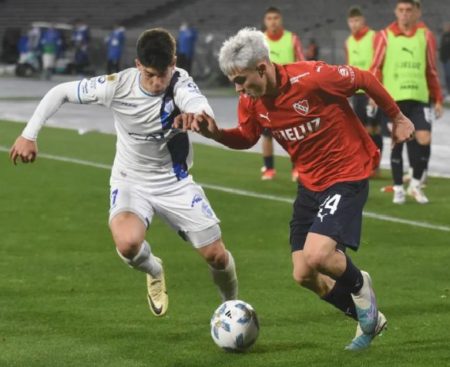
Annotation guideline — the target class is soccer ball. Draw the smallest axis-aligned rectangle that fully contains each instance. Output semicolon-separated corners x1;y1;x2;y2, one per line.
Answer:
210;300;259;352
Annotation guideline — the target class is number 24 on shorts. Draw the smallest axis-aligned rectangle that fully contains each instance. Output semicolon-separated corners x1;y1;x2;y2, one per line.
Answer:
317;194;341;222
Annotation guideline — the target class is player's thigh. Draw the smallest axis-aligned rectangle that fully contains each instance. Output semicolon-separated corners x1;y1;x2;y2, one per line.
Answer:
303;232;338;268
110;212;147;254
412;102;432;144
153;179;221;248
401;101;432;143
108;182;154;252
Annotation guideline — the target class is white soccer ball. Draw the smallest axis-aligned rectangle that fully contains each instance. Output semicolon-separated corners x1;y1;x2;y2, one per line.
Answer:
210;300;259;352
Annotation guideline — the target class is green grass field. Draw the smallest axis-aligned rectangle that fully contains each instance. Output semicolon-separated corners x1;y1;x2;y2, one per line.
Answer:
1;119;449;367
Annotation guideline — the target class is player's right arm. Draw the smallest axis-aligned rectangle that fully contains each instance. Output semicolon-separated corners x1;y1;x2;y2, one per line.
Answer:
176;95;262;149
10;75;117;165
369;30;387;79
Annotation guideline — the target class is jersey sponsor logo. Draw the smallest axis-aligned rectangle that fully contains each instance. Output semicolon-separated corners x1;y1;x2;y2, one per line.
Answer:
128;132;166;141
118;101;138;108
396;61;421;70
272;117;321;142
289;72;310;84
293;99;309;116
259;112;271;122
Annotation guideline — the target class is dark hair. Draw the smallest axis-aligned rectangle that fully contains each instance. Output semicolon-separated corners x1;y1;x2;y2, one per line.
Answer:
264;6;282;15
136;28;176;71
396;0;416;5
347;6;363;18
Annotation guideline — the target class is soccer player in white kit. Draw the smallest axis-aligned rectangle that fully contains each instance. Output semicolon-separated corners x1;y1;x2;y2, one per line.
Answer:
9;28;238;316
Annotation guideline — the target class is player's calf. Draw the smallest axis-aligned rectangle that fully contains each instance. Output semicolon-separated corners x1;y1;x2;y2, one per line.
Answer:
196;236;238;301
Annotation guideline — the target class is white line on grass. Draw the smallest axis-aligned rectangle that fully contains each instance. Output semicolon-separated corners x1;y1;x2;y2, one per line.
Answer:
1;146;449;233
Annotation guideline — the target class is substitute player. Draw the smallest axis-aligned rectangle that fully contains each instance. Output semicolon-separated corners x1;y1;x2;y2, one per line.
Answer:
370;0;443;204
9;28;238;317
175;28;414;350
345;6;383;175
261;6;304;181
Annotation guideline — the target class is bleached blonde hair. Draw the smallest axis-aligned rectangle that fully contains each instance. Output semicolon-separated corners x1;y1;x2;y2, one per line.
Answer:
219;27;270;76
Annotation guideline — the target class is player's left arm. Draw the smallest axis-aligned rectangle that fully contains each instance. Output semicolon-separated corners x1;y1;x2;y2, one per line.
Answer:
353;67;415;143
292;33;305;61
425;29;444;119
315;63;413;143
174;74;214;118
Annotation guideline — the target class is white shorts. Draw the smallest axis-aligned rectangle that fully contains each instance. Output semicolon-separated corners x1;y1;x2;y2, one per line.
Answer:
109;176;221;248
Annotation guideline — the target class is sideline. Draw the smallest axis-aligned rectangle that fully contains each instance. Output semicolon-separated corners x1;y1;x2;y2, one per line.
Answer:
2;146;449;233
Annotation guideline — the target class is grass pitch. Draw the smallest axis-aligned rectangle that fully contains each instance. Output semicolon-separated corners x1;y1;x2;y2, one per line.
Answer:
0;120;449;367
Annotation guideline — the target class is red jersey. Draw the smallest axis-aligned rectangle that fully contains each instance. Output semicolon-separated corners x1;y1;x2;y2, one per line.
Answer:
218;62;400;191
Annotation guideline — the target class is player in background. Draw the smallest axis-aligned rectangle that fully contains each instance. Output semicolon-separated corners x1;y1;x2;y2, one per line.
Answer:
261;6;305;181
370;0;443;204
105;23;126;74
9;28;238;317
176;28;414;350
345;6;383;177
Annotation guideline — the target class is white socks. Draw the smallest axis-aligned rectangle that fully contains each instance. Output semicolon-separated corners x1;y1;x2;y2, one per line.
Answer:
209;250;238;301
117;241;162;278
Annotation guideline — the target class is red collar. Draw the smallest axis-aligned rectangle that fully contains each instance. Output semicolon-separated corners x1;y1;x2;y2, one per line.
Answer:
265;28;285;41
416;21;428;29
352;26;370;41
388;21;419;37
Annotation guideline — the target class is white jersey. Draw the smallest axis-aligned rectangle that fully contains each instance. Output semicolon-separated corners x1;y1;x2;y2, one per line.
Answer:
22;67;213;190
79;67;212;187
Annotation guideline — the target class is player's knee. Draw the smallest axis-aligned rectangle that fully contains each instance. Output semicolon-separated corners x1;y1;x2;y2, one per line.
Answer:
115;236;142;259
112;228;143;258
303;248;329;271
200;240;228;269
292;268;314;288
416;135;431;145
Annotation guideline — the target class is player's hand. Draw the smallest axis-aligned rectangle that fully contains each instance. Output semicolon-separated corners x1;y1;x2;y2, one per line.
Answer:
173;113;196;131
391;112;415;145
9;136;38;165
434;101;443;119
191;112;222;140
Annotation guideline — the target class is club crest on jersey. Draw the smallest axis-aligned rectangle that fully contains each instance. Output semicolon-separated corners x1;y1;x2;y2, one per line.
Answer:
293;100;309;116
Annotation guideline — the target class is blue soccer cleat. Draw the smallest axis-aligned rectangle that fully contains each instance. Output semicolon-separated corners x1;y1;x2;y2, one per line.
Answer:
345;311;387;351
351;270;378;334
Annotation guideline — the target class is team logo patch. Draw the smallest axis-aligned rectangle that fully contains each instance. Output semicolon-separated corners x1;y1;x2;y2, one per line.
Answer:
293;100;309;116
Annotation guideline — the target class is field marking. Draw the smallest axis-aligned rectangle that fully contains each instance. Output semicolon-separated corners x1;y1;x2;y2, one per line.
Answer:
1;146;449;233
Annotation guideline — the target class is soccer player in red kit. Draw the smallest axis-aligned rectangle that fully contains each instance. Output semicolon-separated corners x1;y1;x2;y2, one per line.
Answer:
175;28;414;350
